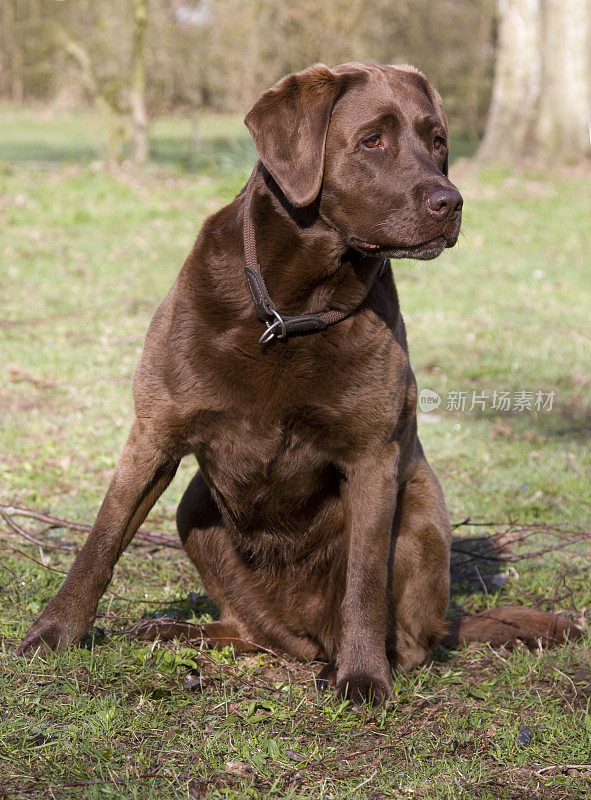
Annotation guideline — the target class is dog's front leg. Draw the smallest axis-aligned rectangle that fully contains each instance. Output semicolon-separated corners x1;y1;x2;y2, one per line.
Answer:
17;420;180;654
336;445;398;702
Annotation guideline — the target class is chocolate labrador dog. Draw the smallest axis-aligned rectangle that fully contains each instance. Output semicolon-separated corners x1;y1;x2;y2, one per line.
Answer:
18;63;578;701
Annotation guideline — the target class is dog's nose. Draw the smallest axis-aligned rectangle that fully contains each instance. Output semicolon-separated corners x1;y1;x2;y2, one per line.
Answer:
425;187;463;220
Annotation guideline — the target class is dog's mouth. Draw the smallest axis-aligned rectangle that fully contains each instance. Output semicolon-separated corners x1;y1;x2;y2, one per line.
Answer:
349;234;452;260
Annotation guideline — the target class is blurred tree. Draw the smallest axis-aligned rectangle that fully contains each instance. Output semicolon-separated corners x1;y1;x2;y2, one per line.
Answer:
197;0;496;131
479;0;591;163
131;0;149;163
1;1;498;142
0;1;23;101
537;0;591;160
53;0;150;164
58;30;128;163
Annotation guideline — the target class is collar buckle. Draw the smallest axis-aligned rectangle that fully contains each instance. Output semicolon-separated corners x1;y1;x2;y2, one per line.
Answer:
259;308;287;344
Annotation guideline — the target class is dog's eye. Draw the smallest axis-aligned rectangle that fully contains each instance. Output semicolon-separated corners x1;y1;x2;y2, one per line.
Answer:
433;135;447;151
362;134;384;149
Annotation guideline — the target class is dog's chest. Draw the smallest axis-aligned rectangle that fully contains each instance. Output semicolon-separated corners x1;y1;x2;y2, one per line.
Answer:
181;321;412;534
192;405;350;534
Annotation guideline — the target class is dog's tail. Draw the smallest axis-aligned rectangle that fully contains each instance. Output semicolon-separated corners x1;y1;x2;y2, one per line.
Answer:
441;605;582;650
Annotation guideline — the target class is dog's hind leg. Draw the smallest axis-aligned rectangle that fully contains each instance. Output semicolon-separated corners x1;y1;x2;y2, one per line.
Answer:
176;470;257;647
176;471;234;617
130;617;260;652
388;454;581;666
176;470;324;660
388;452;451;671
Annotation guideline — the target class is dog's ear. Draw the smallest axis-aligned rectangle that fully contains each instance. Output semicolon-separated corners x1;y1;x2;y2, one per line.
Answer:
245;64;360;207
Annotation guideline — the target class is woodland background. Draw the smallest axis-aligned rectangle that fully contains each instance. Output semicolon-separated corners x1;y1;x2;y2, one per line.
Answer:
1;0;590;165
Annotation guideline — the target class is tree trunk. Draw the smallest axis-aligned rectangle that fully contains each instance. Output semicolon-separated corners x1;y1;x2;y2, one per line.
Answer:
10;0;25;103
479;0;591;164
478;0;542;162
1;1;15;99
62;33;126;166
130;0;148;165
537;0;591;161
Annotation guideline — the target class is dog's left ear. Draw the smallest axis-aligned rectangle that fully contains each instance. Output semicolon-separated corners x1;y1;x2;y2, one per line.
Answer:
245;64;362;207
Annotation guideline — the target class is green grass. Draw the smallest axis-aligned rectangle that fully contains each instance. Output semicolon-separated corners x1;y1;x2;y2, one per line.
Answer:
0;104;255;173
0;108;590;799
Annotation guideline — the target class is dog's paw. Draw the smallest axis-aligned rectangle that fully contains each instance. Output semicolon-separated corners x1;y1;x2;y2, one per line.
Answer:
335;670;393;705
16;616;86;656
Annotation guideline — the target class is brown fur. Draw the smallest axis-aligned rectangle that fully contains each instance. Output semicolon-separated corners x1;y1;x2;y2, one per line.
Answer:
18;63;579;702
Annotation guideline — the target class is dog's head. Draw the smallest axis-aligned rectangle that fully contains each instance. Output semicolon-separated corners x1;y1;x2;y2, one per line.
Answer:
245;62;462;260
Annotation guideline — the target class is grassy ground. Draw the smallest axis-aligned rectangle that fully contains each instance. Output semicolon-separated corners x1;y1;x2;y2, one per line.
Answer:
0;107;590;799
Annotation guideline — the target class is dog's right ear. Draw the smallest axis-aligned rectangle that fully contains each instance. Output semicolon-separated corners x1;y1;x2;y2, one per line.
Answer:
245;64;362;207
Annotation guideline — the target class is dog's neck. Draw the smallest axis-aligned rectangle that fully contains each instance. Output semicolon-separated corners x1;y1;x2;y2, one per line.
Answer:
244;166;381;317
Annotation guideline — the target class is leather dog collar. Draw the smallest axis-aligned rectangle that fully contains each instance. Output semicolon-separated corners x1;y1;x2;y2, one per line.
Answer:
243;163;387;345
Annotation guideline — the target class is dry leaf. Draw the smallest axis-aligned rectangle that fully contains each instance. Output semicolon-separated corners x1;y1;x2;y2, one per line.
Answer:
225;761;257;778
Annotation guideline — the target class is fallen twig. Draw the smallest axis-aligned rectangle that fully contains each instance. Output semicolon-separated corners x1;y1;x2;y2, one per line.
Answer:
1;768;162;796
451;535;590;564
0;504;182;550
0;510;78;551
3;505;589;563
2;543;67;575
535;764;591;774
2;504;588;601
